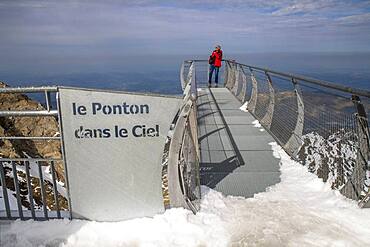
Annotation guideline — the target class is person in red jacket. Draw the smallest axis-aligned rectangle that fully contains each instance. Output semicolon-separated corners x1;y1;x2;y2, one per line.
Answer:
208;45;223;87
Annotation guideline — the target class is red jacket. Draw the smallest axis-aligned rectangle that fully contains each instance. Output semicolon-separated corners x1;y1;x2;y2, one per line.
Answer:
210;50;223;67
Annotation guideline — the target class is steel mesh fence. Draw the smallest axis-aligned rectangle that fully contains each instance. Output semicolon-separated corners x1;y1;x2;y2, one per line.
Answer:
235;66;247;102
253;70;271;121
180;123;201;211
242;67;253;102
361;96;370;120
297;82;360;193
225;62;236;90
269;76;298;146
194;61;210;87
182;61;191;88
220;60;370;206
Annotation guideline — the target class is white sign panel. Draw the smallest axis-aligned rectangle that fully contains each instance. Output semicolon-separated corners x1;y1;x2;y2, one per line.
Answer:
59;88;181;221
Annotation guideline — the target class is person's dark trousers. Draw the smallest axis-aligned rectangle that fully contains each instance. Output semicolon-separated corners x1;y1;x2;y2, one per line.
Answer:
209;65;220;85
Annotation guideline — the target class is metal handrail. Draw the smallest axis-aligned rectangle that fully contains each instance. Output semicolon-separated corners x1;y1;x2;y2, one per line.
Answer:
0;136;60;140
0;110;58;116
188;59;370;98
0;86;58;116
0;158;63;162
0;86;58;93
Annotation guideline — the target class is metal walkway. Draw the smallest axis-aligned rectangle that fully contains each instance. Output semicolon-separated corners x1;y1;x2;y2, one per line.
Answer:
198;87;281;197
1;59;369;223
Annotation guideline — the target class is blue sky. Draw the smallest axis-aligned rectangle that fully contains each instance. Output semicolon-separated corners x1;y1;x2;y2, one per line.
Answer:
0;0;370;62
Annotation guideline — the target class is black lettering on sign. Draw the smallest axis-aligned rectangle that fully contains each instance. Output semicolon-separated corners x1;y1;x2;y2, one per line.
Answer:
92;103;102;115
74;126;111;139
91;102;150;115
72;103;87;115
132;124;159;137
114;125;128;138
73;125;160;139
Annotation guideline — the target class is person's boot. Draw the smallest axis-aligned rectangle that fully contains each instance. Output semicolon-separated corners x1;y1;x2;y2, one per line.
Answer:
208;83;211;88
215;83;218;88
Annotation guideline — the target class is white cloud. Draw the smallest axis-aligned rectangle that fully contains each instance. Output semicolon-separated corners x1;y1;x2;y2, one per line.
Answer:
337;12;370;25
0;0;369;54
271;0;337;16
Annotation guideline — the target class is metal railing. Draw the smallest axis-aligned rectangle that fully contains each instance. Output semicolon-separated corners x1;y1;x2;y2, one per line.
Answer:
0;81;202;221
167;61;201;213
214;59;369;207
2;58;368;222
174;58;370;209
0;86;70;220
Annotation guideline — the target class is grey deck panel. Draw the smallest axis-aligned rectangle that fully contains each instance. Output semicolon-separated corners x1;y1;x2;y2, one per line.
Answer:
200;172;281;197
198;87;281;198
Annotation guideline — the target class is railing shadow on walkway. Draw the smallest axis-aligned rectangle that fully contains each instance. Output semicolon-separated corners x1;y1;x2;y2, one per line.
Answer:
189;59;369;207
197;88;245;189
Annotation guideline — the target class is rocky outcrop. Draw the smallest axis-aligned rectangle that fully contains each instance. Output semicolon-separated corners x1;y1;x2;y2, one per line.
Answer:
297;130;357;190
0;81;64;179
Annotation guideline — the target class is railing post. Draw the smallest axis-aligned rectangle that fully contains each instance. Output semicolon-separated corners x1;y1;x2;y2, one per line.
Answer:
189;62;199;158
231;64;239;96
180;61;186;90
260;72;275;129
182;62;194;103
186;62;194;86
232;64;246;99
38;161;49;220
56;90;73;220
225;61;237;90
235;65;247;103
167;100;192;209
225;61;231;89
223;61;229;87
283;78;304;156
50;161;61;218
189;102;200;160
241;69;247;102
25;161;36;219
232;62;237;90
12;162;24;220
183;61;195;93
342;95;370;207
247;68;258;114
0;162;11;219
44;90;52;112
190;62;197;100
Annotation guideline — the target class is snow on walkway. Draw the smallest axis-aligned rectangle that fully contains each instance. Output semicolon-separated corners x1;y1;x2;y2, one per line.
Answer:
1;142;369;247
